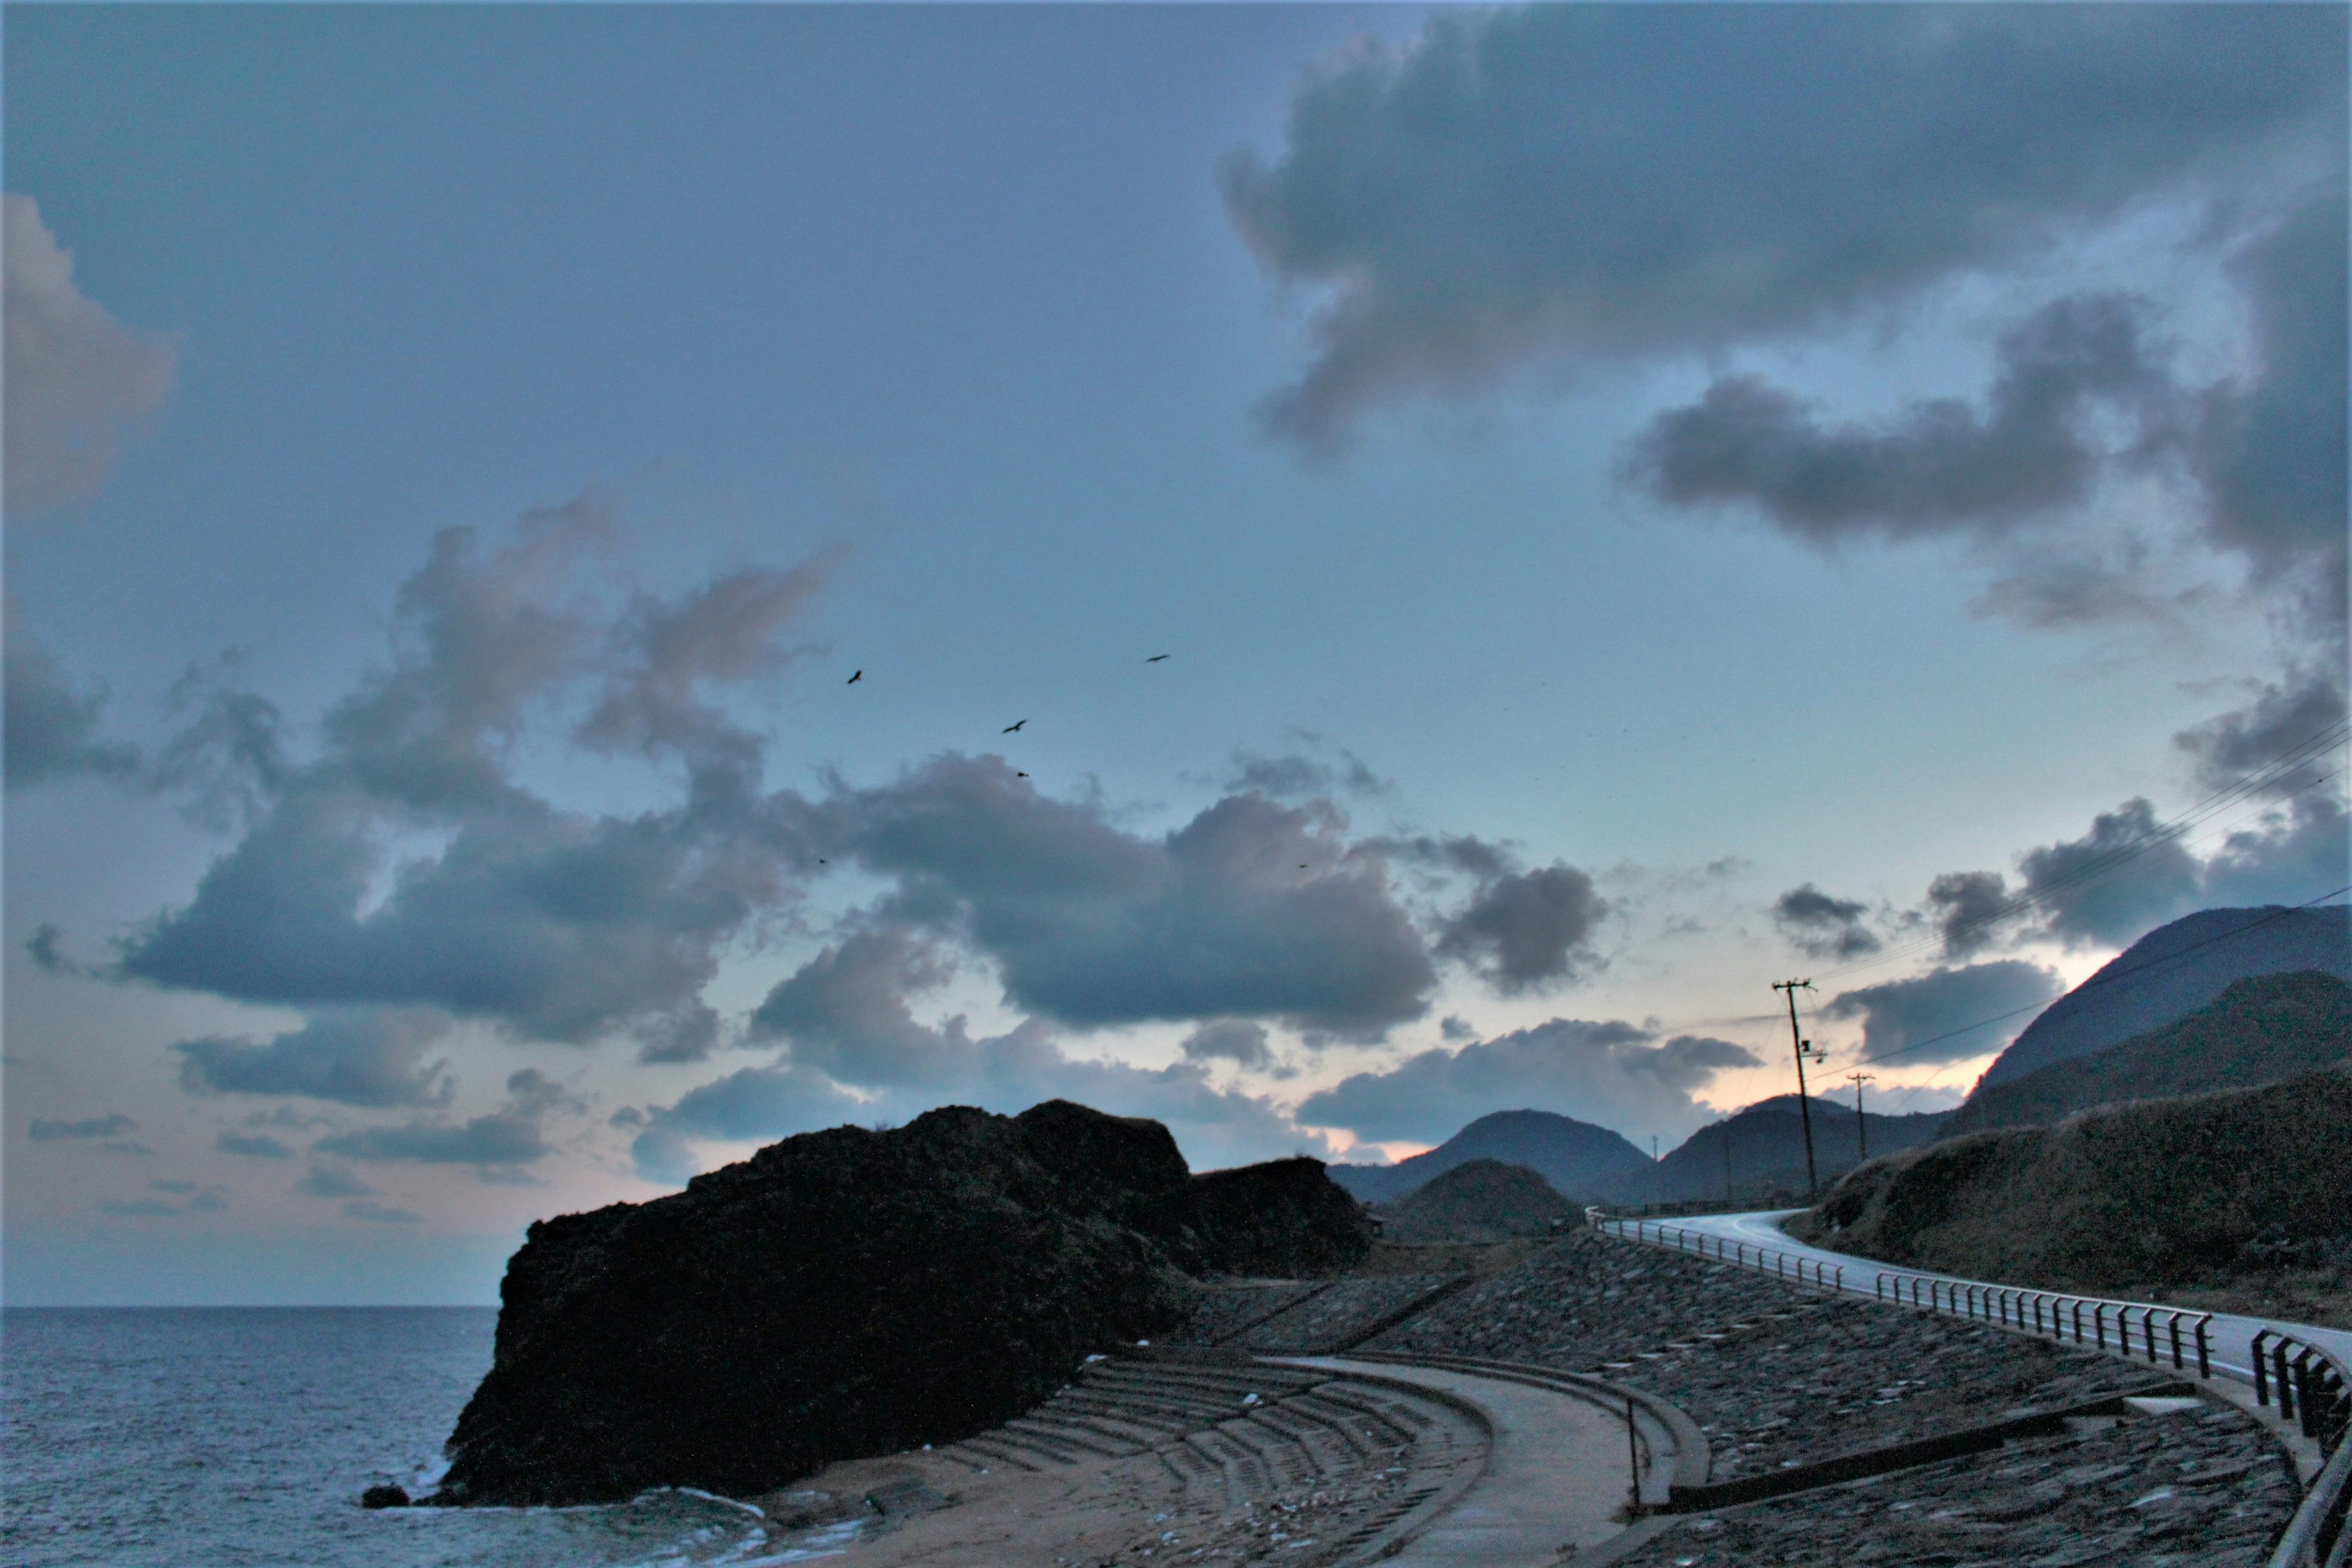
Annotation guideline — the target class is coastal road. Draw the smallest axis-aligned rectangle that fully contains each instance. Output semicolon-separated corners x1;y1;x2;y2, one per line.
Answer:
1607;1208;2352;1390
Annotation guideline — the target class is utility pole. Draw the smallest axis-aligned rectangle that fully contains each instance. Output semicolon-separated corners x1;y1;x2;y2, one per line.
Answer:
1846;1072;1877;1163
1774;979;1824;1194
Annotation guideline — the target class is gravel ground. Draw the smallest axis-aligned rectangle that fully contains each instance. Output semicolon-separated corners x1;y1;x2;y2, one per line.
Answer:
1375;1230;2178;1474
1240;1277;1458;1354
1611;1401;2299;1568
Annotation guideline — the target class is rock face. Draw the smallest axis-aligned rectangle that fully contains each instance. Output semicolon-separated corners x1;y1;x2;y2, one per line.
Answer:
435;1100;1371;1506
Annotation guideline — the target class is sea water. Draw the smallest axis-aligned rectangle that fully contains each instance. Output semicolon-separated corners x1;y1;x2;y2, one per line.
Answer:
1;1308;864;1568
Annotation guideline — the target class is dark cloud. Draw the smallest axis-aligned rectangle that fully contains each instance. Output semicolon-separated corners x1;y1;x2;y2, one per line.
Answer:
310;1068;564;1166
2201;795;2351;909
174;1009;454;1109
1180;1019;1273;1071
28;1112;135;1141
117;503;827;1055
5;616;138;790
1923;870;2021;960
2016;797;2205;949
1226;7;2340;453
804;758;1436;1037
1221;737;1390;801
1626;295;2173;543
1826;961;2064;1065
313;1109;548;1166
1294;1019;1759;1145
2174;670;2348;797
748;929;970;1088
24;924;75;974
296;1164;374;1199
1771;884;1882;960
1434;863;1608;992
2189;191;2350;615
1439;1015;1477;1043
215;1131;294;1159
3;194;179;514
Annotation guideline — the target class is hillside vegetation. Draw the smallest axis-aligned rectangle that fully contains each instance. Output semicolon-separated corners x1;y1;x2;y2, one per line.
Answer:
1949;970;2351;1135
1378;1159;1576;1242
1799;1068;2352;1328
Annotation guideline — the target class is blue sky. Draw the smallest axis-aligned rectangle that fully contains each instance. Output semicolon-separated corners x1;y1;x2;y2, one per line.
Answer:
6;4;2344;1305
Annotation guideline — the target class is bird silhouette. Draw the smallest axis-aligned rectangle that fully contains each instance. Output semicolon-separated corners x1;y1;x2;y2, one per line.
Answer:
1145;654;1170;663
1017;771;1029;778
1002;720;1027;733
847;670;862;685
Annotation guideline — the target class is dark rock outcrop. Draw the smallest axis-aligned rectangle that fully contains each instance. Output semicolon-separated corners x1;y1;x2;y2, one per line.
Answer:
435;1100;1370;1506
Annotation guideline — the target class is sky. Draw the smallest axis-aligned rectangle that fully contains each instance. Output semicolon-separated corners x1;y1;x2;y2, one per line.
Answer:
4;4;2345;1306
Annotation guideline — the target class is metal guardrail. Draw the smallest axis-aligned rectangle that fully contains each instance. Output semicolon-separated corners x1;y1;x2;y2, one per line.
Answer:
1600;1216;1844;1292
1591;1210;2352;1568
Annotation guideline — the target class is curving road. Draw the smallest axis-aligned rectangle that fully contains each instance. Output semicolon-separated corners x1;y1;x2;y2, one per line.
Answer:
1605;1208;2352;1390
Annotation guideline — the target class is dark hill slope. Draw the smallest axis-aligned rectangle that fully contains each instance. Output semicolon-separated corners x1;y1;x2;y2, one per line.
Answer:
437;1100;1370;1506
1948;971;2351;1136
1976;904;2350;1088
1381;1159;1578;1242
1803;1068;2352;1302
1324;1109;1654;1205
1655;1095;1950;1202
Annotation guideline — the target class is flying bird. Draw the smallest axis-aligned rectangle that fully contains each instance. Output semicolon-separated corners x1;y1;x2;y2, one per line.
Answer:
1003;720;1027;733
847;670;862;685
1017;771;1029;778
1145;654;1169;663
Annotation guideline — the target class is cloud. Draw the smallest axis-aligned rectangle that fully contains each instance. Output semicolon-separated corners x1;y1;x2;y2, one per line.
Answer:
117;502;829;1055
2174;669;2348;797
804;757;1436;1037
174;1008;454;1108
1439;1015;1477;1043
1181;1019;1273;1071
2200;795;2352;909
216;1131;294;1159
3;193;179;514
1294;1018;1760;1145
748;929;970;1088
342;1200;424;1224
1626;295;2173;544
1226;7;2340;453
28;1112;135;1141
97;1182;226;1219
1921;870;2022;960
1434;863;1608;992
311;1069;562;1166
296;1164;374;1199
1771;884;1882;960
5;614;139;791
1825;960;2064;1065
2015;797;2206;949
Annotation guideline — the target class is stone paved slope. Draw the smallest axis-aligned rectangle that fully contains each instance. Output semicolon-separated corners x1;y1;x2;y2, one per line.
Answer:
1612;1399;2297;1568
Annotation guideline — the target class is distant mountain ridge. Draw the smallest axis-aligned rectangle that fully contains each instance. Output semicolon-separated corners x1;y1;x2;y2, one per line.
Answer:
1976;904;2351;1088
1947;970;2351;1136
1651;1094;1950;1203
1325;1109;1654;1205
1382;1158;1578;1242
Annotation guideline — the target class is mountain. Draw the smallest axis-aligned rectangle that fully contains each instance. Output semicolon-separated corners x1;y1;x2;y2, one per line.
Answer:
1975;904;2350;1088
1324;1109;1655;1205
1651;1094;1951;1202
1382;1159;1580;1242
1947;970;2352;1136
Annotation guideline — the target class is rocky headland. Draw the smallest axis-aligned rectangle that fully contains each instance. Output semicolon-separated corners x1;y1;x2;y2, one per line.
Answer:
435;1099;1370;1506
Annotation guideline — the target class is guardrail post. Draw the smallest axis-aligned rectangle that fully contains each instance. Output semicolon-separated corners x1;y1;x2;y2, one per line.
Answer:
2142;1310;2157;1364
2195;1315;2211;1381
2093;1303;2108;1351
2255;1330;2273;1405
2167;1312;2184;1371
1834;1265;1842;1292
2277;1342;2296;1421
